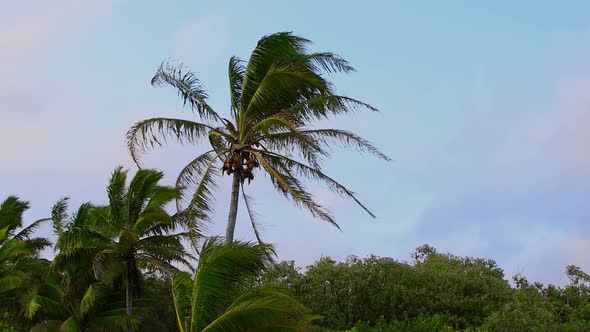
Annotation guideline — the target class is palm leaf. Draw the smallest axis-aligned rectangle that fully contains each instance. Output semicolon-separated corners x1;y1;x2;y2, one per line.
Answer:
51;198;69;236
202;288;316;332
177;152;222;221
301;129;390;161
278;95;379;125
243;116;322;156
127;118;215;165
190;238;274;331
241;61;328;124
0;275;22;293
251;152;337;228
297;52;354;74
240;32;312;115
13;217;50;241
152;61;221;122
171;271;193;332
228;56;245;119
240;190;266;248
253;150;377;218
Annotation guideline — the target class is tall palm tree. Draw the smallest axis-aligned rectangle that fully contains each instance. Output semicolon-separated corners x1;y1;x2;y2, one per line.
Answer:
127;31;390;244
171;237;317;331
0;196;50;320
49;168;199;331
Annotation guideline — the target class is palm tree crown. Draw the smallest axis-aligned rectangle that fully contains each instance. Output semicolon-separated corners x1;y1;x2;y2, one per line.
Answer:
127;32;390;243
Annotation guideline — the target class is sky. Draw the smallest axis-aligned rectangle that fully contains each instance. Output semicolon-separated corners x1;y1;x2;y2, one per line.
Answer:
2;0;590;285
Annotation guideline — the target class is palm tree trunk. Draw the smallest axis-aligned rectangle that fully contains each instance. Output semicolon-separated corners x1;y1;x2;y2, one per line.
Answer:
225;172;240;244
126;261;133;332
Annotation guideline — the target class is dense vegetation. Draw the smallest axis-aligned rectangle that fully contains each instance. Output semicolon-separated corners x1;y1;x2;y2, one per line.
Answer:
3;31;589;331
259;245;590;331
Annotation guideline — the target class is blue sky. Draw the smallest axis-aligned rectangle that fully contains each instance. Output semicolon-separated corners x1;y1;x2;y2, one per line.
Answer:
2;0;590;285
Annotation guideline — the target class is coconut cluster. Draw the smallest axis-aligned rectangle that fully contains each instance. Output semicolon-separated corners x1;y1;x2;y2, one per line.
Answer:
222;151;259;183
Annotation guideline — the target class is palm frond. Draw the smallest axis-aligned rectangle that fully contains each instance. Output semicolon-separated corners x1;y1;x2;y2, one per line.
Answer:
251;152;338;228
301;129;390;161
80;282;106;316
240;32;312;116
202;288;315;332
107;167;128;227
243;116;322;158
13;217;50;241
152;61;221;122
257;130;323;168
252;150;376;218
59;316;80;332
51;198;69;236
208;128;231;158
228;56;245;119
136;234;194;268
240;190;266;248
127;117;215;165
176;151;222;221
127;169;165;224
0;275;22;293
0;196;29;232
278;95;379;125
171;271;193;332
241;61;328;125
190;237;274;331
298;52;355;74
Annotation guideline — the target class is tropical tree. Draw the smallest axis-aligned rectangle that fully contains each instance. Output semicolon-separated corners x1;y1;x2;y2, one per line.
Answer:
26;196;170;332
127;31;390;244
171;237;316;331
47;168;199;331
0;196;51;323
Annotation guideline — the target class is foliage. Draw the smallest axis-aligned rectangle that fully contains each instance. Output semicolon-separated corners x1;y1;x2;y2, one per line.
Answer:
258;246;590;331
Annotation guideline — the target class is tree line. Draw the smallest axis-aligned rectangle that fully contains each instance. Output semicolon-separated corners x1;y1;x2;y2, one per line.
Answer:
258;245;590;331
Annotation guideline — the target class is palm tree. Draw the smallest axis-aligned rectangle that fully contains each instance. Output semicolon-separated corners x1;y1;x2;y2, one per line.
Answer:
127;31;390;244
0;196;51;323
171;237;316;331
49;168;199;331
28;198;168;332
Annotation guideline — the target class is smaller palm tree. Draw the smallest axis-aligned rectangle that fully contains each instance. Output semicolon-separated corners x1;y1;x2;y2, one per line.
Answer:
29;199;164;332
171;237;317;332
0;196;50;304
50;168;200;331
